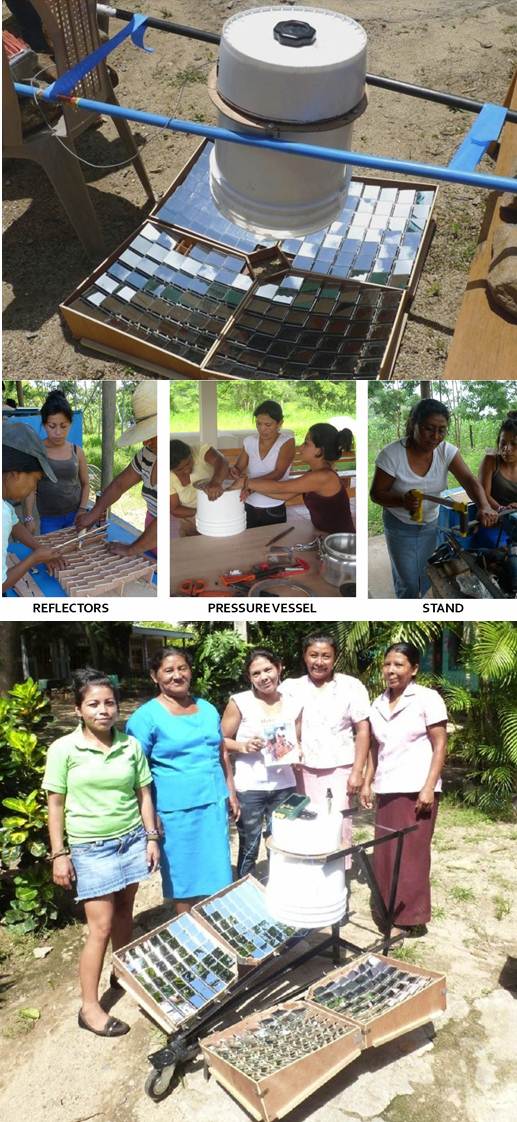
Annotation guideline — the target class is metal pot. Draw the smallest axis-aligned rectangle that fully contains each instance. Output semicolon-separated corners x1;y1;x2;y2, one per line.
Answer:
319;533;356;587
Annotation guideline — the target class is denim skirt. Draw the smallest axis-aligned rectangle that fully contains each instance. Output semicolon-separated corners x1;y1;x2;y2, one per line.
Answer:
70;823;149;901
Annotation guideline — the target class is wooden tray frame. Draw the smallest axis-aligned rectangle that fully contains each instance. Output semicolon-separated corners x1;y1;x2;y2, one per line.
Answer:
193;874;295;972
111;912;239;1035
305;952;446;1049
200;999;362;1122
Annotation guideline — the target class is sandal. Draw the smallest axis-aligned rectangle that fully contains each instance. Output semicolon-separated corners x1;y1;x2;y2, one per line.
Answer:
78;1010;129;1036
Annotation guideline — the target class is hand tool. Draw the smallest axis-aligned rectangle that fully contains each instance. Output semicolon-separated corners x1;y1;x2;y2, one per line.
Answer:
266;527;294;547
409;491;470;533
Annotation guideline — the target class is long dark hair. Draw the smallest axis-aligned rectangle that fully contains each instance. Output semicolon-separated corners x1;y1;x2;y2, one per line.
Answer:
308;424;353;462
149;646;193;673
170;439;192;470
253;400;283;423
41;390;73;424
73;668;119;707
496;410;517;446
384;642;420;668
405;399;450;441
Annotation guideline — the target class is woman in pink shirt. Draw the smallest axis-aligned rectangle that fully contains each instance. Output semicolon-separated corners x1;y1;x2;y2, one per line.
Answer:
361;642;447;936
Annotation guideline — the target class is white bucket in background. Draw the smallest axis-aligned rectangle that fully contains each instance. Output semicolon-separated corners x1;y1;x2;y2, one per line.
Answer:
210;6;367;238
195;486;246;537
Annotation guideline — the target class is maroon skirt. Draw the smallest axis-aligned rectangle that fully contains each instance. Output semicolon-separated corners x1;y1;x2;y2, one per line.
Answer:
374;793;440;926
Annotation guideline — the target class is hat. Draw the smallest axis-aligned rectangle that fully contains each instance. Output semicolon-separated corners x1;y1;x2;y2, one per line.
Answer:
2;422;57;482
117;383;157;447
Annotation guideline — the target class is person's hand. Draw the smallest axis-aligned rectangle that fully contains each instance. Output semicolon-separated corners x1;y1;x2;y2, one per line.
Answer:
33;545;63;567
146;840;161;872
359;783;374;810
415;785;434;815
229;464;242;480
347;767;364;796
47;556;67;575
75;509;98;532
228;793;240;821
107;542;135;557
402;490;421;514
52;855;75;890
204;483;224;501
478;507;499;528
241;737;265;754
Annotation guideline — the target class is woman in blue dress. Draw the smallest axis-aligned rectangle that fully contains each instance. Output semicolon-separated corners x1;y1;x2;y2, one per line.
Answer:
127;647;238;912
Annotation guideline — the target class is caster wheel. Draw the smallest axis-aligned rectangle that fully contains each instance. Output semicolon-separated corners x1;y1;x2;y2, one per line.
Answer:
144;1063;176;1102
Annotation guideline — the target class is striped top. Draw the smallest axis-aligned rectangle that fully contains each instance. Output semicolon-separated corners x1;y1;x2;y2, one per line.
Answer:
131;447;157;517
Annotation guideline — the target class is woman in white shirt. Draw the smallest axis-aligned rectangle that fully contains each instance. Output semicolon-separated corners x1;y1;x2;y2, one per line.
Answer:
282;633;370;851
221;648;300;877
370;398;497;598
361;642;448;935
230;401;295;529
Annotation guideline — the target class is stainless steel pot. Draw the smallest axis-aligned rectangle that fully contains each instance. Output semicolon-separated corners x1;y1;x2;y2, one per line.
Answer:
319;533;356;587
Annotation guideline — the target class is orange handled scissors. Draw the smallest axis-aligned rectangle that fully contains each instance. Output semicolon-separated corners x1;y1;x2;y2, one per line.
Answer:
179;578;207;596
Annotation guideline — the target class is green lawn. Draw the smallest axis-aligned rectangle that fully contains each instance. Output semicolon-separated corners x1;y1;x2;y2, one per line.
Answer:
368;418;498;535
171;404;355;445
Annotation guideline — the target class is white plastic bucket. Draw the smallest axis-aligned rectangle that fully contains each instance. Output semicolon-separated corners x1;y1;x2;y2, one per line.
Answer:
195;487;246;537
210;6;367;237
266;848;347;928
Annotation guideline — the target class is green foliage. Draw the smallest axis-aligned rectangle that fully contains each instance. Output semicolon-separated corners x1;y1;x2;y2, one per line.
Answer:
192;630;250;713
171;381;356;441
0;679;51;798
0;681;61;932
433;624;517;818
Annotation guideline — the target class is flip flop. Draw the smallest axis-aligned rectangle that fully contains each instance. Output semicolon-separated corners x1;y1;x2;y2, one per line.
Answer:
78;1010;129;1036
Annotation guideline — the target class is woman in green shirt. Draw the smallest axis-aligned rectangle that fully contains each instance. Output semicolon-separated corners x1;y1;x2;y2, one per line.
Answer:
43;670;160;1038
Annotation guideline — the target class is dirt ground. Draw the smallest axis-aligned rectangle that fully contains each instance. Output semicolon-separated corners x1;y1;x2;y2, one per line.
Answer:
0;801;516;1122
3;1;516;381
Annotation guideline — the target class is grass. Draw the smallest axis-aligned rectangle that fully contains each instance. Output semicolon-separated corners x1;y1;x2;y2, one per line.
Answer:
171;403;353;446
493;895;511;921
432;905;446;920
172;66;207;87
82;432;146;525
389;942;421;964
449;885;475;903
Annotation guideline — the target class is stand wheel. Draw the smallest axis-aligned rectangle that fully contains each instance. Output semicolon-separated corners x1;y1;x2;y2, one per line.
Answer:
144;1062;177;1101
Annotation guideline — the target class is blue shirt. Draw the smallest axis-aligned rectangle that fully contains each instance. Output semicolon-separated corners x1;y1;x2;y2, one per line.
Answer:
126;697;228;812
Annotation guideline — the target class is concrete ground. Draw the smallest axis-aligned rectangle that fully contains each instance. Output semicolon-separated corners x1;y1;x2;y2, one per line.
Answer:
368;535;395;599
1;808;516;1122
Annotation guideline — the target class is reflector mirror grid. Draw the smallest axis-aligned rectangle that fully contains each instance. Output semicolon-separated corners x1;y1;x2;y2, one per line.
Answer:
209;275;403;377
116;912;236;1026
197;878;297;960
76;221;253;365
154;142;434;287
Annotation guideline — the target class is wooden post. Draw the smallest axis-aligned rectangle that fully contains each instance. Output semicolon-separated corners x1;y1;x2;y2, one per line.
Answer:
101;381;117;491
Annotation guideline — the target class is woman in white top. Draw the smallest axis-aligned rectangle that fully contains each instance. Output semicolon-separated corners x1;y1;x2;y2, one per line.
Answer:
230;401;295;529
282;633;370;853
370;398;497;598
221;648;300;878
361;642;448;935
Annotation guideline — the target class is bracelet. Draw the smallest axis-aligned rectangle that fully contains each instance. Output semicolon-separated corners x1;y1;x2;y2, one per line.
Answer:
78;506;89;511
23;515;34;523
145;831;160;841
50;848;70;860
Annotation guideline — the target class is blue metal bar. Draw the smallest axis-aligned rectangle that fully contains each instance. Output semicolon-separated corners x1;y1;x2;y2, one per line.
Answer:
14;83;517;193
46;14;151;98
449;103;507;172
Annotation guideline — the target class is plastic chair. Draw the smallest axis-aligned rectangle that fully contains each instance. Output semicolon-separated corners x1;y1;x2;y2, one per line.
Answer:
3;43;105;259
31;0;154;201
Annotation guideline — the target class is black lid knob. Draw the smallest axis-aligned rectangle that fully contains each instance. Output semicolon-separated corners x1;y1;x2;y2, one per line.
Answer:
273;20;316;48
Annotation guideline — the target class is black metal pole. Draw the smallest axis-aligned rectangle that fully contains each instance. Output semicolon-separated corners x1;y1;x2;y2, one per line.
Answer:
97;4;517;125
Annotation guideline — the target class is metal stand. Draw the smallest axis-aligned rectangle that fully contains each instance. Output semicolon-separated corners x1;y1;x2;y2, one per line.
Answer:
144;824;415;1100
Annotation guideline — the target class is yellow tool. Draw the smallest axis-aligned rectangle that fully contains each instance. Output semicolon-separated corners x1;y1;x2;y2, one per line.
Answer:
409;491;470;534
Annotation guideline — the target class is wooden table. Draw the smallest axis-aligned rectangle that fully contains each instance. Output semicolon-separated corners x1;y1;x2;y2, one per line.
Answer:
171;511;351;598
445;71;517;378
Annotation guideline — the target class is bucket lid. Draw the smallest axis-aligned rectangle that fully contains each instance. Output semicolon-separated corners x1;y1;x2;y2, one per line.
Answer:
217;6;367;123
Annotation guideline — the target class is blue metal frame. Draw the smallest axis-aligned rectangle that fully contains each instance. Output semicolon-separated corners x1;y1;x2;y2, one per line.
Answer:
14;81;517;194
